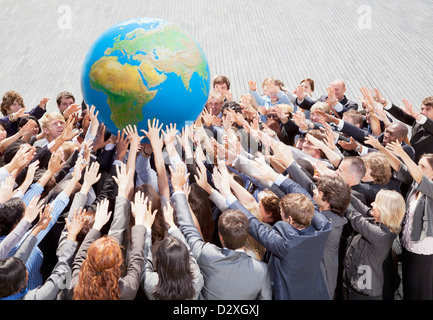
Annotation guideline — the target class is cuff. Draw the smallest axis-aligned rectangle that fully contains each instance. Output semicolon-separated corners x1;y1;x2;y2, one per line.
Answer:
225;195;237;207
416;115;427;125
274;174;287;187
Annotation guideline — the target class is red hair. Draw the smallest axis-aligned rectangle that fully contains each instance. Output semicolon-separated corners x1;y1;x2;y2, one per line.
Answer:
73;237;123;300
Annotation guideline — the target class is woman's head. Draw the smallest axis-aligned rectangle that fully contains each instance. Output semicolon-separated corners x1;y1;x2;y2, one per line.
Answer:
187;183;215;243
73;237;123;300
0;257;27;299
419;153;433;180
153;236;195;300
1;90;25;116
371;189;406;234
361;152;392;185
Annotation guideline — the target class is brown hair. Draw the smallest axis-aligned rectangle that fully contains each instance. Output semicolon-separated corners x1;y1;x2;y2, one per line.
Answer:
279;193;315;229
300;78;315;92
56;91;75;106
73;237;123;300
258;189;281;223
212;75;231;90
317;175;351;216
1;90;25;116
422;96;433;108
420;153;433;169
362;152;392;185
217;209;249;250
343;110;364;127
188;183;215;243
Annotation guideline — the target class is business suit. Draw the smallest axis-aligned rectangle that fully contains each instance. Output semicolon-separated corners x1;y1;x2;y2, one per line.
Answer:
339;119;416;160
283;161;347;299
171;191;272;300
344;196;397;299
295;95;358;118
229;175;331;300
385;103;433;163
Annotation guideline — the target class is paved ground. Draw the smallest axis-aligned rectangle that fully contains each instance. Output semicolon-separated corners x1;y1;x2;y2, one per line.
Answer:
1;0;431;300
1;0;432;114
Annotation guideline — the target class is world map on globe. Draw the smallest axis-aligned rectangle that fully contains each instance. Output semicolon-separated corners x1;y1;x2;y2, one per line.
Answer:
81;17;210;137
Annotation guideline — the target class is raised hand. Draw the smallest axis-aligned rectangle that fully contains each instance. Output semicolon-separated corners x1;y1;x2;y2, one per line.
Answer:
0;176;16;204
47;149;65;175
30;204;53;236
112;162;133;198
338;136;358;151
163;203;176;228
141;118;163;152
169;163;189;193
39;97;50;110
294;85;307;101
114;129;130;161
385;140;405;158
23;195;44;224
65;207;87;241
83;161;101;188
93;198;112;231
400;99;419;118
131;191;156;228
364;135;383;150
62;104;81;120
162;123;178;146
248;80;257;91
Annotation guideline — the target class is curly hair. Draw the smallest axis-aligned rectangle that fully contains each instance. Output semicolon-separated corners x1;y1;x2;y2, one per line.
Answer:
73;237;123;300
362;152;392;185
1;90;25;116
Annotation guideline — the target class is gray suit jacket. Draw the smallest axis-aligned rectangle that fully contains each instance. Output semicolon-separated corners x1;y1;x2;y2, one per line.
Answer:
171;192;272;300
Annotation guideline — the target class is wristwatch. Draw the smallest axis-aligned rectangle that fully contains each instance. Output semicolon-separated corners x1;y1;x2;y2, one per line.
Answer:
355;144;362;153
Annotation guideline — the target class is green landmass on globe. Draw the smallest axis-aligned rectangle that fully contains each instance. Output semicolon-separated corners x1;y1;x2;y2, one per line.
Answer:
81;18;210;135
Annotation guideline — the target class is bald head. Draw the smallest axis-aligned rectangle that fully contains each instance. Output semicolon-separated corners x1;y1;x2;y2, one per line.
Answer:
331;79;346;101
383;122;408;145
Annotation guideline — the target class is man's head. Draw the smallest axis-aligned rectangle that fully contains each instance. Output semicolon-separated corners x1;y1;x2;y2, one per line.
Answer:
40;112;66;142
56;91;75;113
330;79;347;101
206;90;224;116
302;129;327;159
0;198;26;237
218;210;249;250
310;102;331;123
342;110;364;128
212;75;231;97
336;156;366;186
382;122;408;145
420;96;433;120
279;193;315;229
1;90;25;116
258;189;281;224
314;175;351;216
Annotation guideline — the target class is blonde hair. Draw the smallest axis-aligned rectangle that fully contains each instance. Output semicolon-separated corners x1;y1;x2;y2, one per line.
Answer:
374;189;406;234
242;202;266;260
40;112;65;130
239;94;258;111
310;101;331;115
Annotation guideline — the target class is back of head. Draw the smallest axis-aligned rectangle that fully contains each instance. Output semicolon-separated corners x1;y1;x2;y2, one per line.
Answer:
73;237;123;300
361;152;392;185
0;198;26;236
218;210;249;250
222;100;242;115
0;257;27;299
258;189;281;224
279;193;315;229
342;156;366;183
317;175;351;216
187;183;215;243
374;189;406;234
3;140;28;164
153;236;195;300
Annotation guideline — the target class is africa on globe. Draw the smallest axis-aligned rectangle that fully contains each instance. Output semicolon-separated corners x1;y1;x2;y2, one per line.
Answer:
81;17;210;136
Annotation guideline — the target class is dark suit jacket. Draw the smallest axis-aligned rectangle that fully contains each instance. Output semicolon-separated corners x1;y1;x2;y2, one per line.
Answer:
230;176;331;300
385;103;433;163
171;192;272;300
339;120;415;160
296;95;358;118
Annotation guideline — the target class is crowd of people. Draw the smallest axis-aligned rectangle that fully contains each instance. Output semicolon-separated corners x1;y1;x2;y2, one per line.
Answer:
0;73;432;300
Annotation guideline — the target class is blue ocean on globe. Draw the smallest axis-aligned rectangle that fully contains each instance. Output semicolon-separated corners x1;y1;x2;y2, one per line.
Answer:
81;17;210;139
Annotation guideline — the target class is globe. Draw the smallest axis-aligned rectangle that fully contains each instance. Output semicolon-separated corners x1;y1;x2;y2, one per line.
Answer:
81;17;211;139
